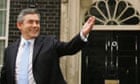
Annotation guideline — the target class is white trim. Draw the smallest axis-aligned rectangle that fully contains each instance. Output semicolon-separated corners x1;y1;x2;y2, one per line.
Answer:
5;0;10;47
0;37;6;40
92;25;140;31
0;65;3;70
0;9;6;11
0;0;10;70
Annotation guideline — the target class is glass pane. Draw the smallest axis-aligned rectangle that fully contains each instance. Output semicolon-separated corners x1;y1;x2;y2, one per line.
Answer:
98;1;108;19
0;11;6;36
108;0;116;17
116;1;126;18
0;40;5;70
121;16;139;25
0;0;7;8
90;7;105;21
119;7;135;20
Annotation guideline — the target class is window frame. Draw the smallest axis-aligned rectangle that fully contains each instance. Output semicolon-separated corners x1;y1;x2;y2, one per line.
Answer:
0;0;10;69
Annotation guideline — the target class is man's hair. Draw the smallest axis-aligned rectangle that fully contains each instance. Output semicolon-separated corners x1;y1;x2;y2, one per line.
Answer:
17;8;40;22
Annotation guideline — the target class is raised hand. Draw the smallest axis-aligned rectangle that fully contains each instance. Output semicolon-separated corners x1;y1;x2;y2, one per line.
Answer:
81;16;95;37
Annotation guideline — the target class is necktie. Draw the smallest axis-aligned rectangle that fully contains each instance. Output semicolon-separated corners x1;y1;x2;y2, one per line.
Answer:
17;41;30;84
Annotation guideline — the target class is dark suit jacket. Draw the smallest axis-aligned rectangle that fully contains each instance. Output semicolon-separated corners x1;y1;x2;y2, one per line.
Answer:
0;34;86;84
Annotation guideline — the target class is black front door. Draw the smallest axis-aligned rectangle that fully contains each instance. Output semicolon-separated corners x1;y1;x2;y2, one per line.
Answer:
82;31;140;84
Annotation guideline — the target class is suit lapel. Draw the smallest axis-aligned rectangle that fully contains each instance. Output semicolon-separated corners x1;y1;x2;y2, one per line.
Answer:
11;39;20;66
9;39;20;82
33;36;44;63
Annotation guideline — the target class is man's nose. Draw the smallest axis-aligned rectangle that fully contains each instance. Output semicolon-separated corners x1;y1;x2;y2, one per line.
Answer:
33;22;38;27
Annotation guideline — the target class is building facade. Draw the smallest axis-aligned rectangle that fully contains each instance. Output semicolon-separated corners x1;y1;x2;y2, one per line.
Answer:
61;0;140;84
0;0;140;84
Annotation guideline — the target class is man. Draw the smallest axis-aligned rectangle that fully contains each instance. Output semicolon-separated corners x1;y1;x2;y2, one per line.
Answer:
0;8;95;84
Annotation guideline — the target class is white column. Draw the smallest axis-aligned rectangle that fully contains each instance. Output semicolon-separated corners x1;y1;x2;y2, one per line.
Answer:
60;0;81;84
60;0;94;84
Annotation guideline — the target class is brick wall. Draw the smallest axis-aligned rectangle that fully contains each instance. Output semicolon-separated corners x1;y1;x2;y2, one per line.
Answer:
8;0;61;45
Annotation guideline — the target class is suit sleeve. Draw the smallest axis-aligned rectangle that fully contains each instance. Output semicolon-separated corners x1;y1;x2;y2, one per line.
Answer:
54;33;87;57
0;48;8;84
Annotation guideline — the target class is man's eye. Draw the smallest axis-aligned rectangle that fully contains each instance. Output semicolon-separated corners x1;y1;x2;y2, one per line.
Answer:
36;21;40;24
28;20;33;24
28;20;40;24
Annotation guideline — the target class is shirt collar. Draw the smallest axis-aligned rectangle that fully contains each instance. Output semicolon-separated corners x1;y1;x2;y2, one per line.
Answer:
20;36;35;47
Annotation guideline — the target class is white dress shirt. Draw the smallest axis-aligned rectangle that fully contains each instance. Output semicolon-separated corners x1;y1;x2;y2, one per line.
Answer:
15;36;36;84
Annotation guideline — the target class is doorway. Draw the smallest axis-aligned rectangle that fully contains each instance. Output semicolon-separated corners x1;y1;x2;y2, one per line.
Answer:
82;31;140;84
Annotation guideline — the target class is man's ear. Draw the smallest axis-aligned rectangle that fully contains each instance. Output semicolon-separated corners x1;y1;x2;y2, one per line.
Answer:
16;22;22;30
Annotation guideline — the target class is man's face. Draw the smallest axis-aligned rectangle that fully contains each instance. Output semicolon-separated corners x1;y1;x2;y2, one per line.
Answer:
17;14;40;40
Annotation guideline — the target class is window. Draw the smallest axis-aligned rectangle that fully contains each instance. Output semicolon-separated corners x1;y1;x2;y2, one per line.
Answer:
0;0;10;70
85;0;140;25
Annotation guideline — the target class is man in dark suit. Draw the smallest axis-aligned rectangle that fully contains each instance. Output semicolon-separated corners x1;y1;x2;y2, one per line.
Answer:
0;8;95;84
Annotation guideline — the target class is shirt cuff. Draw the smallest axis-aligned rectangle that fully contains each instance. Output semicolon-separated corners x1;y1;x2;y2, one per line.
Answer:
80;31;88;42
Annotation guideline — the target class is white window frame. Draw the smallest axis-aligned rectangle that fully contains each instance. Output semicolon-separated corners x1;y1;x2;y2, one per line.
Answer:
0;0;10;69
